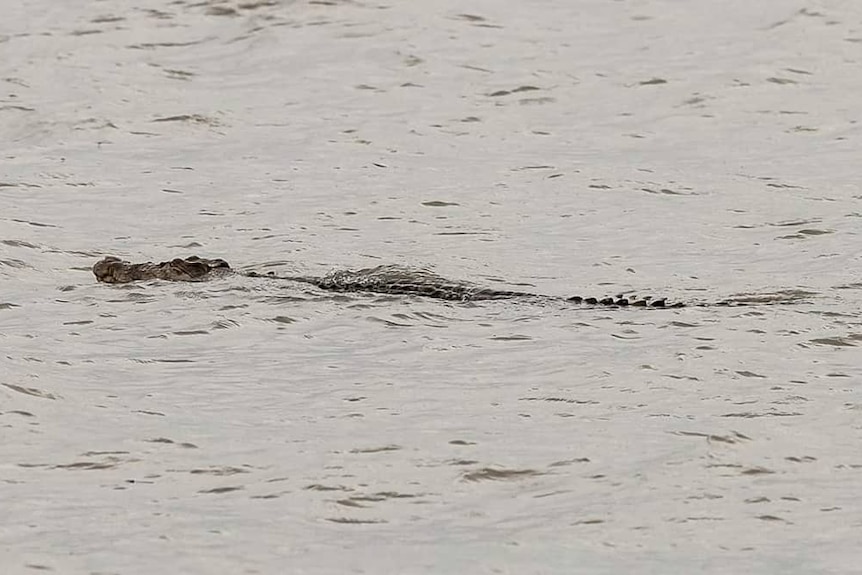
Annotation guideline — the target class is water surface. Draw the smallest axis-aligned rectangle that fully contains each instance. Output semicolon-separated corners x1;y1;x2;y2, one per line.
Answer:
2;1;861;573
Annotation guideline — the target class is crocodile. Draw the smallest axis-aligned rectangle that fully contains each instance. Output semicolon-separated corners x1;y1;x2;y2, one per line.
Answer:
92;255;683;307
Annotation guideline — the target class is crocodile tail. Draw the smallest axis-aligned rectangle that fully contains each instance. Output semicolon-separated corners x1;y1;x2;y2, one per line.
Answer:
567;295;684;308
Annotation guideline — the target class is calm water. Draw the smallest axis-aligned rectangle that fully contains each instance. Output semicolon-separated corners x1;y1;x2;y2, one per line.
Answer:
2;1;861;573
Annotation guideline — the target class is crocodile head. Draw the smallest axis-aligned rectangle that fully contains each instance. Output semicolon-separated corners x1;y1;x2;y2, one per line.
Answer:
92;256;129;283
93;256;231;283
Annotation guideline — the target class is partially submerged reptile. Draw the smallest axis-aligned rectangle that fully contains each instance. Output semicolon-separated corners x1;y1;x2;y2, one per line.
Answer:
92;255;683;307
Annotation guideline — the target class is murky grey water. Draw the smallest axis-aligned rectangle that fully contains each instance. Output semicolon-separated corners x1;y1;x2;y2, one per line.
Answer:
2;0;862;573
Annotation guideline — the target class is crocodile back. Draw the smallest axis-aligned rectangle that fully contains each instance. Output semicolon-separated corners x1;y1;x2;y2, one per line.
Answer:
314;265;533;301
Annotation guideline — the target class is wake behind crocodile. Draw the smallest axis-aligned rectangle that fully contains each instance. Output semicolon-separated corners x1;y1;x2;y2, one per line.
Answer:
92;256;812;309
